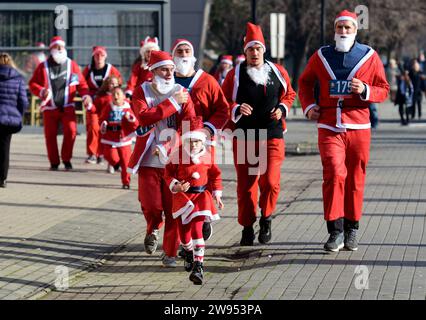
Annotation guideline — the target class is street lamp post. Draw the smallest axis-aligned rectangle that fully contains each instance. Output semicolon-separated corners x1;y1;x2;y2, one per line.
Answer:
252;0;256;24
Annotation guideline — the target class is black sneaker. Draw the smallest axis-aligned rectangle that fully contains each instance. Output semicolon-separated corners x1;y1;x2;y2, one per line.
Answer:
240;226;255;246
50;164;59;171
189;261;204;285
178;246;186;259
184;250;194;272
63;162;73;171
97;156;104;165
202;221;213;241
258;216;272;244
324;231;344;252
344;229;359;251
122;184;130;190
0;180;6;188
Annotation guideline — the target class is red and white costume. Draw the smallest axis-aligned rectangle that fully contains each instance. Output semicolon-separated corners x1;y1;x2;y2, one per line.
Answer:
82;46;122;159
213;55;233;86
99;100;138;185
165;120;223;263
29;36;90;166
127;50;196;258
172;39;230;138
221;23;296;227
298;11;390;225
125;37;159;97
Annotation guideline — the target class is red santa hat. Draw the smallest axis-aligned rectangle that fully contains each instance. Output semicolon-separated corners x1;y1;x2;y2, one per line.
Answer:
49;36;65;49
220;55;233;66
236;54;246;63
142;36;160;51
181;117;206;143
140;40;145;47
335;10;358;28
243;22;266;52
147;50;175;71
36;42;46;48
171;38;195;57
92;46;107;57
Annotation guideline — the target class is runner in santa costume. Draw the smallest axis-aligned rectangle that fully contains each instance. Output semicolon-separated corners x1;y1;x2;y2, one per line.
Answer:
82;46;122;165
222;22;296;246
127;50;196;267
213;55;233;85
29;36;92;170
172;38;229;241
99;86;138;188
298;10;389;252
125;37;160;99
165;117;224;285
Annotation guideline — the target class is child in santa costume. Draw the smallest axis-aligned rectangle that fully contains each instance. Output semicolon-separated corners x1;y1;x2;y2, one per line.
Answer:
99;86;138;189
29;36;92;170
127;50;196;267
165;117;224;285
125;37;160;99
82;46;122;165
298;10;389;252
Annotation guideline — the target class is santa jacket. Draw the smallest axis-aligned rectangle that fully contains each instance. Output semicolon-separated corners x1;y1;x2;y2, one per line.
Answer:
92;92;112;117
222;60;296;133
165;145;222;224
29;58;90;112
82;63;122;98
99;100;139;147
127;82;196;174
125;62;153;97
298;43;390;132
183;69;229;135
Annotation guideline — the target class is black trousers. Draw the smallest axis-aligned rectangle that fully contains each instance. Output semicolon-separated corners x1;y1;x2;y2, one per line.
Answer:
411;97;422;119
0;132;12;182
398;103;410;124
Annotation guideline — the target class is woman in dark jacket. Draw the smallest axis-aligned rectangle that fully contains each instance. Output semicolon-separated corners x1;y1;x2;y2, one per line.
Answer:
0;53;29;187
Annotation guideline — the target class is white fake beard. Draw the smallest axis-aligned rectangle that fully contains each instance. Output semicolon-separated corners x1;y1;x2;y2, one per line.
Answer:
334;33;356;52
153;75;175;95
174;56;196;76
246;63;271;86
36;52;46;63
51;49;67;64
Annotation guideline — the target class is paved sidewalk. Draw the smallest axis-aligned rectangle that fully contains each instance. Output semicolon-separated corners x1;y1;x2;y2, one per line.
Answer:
0;102;425;300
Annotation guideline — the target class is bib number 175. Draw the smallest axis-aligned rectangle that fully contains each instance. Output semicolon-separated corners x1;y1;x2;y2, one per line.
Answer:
329;80;353;97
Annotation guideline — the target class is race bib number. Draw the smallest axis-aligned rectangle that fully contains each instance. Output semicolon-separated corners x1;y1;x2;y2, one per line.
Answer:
329;80;352;97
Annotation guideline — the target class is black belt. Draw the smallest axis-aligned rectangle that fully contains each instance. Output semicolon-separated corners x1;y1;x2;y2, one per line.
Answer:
185;185;207;194
107;125;121;131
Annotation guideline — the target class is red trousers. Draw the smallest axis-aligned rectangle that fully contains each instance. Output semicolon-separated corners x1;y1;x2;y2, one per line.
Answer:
103;144;132;185
178;216;205;262
43;108;77;165
138;167;180;257
318;128;371;222
233;138;285;227
86;112;102;157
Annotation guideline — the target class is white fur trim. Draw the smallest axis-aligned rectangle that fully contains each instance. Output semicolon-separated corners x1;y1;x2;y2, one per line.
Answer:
304;104;318;118
203;122;217;136
212;190;222;198
192;172;200;180
168;96;182;113
279;103;289;118
231;104;242;123
49;40;65;49
181;131;207;142
169;178;180;193
172;40;194;57
221;59;233;65
244;40;266;52
172;200;195;221
335;16;358;28
149;60;175;71
360;83;371;101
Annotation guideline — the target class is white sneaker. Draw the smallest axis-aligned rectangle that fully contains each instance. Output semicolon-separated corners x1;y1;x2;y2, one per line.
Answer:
107;164;115;174
162;255;177;268
85;155;97;164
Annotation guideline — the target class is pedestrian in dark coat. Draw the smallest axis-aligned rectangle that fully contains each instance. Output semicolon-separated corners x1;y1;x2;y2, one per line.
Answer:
0;53;29;187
